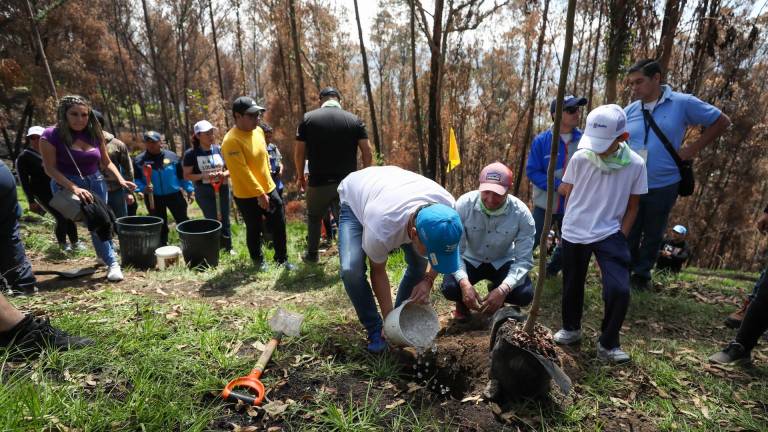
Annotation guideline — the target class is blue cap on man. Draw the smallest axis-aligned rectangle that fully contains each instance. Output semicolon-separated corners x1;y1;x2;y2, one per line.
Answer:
550;95;588;113
415;204;463;274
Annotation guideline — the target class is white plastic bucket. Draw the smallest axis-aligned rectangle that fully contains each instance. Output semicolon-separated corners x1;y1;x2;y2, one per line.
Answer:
383;300;440;349
155;246;182;270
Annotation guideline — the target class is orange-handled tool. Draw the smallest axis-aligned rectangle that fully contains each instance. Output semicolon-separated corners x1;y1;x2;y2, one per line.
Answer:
211;175;222;221
143;164;155;211
221;309;303;406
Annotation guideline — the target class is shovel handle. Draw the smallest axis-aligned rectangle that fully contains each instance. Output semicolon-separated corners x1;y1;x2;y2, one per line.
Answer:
251;337;280;376
211;178;222;221
143;165;155;210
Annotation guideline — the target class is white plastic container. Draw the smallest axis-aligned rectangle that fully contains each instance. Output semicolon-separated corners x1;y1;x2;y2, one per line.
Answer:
383;300;440;349
155;246;182;270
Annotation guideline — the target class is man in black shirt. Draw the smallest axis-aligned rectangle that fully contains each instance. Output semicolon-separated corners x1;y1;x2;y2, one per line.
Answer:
294;87;372;263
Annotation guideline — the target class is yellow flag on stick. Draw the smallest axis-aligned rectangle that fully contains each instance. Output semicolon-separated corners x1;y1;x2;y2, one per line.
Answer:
447;127;460;172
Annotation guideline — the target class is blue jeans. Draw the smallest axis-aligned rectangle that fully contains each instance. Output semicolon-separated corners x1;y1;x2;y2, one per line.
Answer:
562;232;631;349
628;182;679;280
338;204;427;338
533;206;563;274
107;188;127;219
52;173;118;267
194;183;231;248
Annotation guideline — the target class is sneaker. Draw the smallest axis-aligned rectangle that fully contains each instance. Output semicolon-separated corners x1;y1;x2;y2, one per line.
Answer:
4;285;38;297
278;261;296;271
452;302;470;322
73;241;87;251
553;328;582;345
597;342;631;363
631;275;649;291
2;315;93;357
725;297;750;329
709;341;752;366
60;242;72;252
301;253;319;264
367;330;387;353
107;263;124;282
254;260;269;272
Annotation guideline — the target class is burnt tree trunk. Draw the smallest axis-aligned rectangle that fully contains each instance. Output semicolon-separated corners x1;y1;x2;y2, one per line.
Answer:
354;0;382;156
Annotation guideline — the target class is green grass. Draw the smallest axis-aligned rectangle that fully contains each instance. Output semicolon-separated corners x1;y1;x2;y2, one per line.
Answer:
3;186;768;430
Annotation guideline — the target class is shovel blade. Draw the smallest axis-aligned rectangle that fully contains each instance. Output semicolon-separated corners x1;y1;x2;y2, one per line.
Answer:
269;308;304;337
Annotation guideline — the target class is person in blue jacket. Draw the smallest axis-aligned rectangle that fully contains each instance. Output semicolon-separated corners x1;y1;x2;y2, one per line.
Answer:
134;131;194;245
526;94;587;277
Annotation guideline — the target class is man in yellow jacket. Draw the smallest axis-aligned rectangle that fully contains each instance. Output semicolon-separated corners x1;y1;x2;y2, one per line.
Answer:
222;97;295;271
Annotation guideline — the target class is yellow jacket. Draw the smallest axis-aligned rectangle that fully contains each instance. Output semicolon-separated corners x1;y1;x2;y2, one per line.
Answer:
221;126;276;199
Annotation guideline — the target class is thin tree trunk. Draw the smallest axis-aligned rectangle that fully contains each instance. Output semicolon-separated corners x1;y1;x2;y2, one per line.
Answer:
140;0;172;140
208;0;229;128
605;0;632;103
586;0;604;111
513;0;550;196
288;0;307;114
410;0;427;174
233;0;247;94
656;0;686;76
25;0;57;100
353;0;382;156
525;0;577;335
425;0;445;181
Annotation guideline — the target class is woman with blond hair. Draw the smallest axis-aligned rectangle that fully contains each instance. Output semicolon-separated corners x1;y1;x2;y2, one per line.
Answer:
40;95;136;282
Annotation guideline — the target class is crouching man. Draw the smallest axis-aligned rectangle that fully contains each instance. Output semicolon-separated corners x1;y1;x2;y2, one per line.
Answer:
337;166;463;353
441;162;536;320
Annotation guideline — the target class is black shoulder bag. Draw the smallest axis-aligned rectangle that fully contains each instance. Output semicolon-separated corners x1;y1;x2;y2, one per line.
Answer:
642;109;695;197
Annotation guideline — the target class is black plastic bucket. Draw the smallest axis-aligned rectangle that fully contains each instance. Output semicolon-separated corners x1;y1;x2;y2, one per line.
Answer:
176;218;222;269
116;216;164;269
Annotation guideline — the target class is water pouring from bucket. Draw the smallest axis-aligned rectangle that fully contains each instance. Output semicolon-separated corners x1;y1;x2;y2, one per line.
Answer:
383;300;440;352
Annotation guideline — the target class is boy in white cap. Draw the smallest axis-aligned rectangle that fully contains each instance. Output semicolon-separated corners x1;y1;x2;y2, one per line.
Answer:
553;104;648;363
656;224;690;273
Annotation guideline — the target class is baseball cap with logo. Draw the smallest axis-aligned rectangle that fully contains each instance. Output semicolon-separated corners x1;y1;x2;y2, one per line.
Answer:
193;120;217;135
232;96;266;115
577;104;628;154
478;162;512;195
26;126;45;137
550;95;587;113
415;203;463;274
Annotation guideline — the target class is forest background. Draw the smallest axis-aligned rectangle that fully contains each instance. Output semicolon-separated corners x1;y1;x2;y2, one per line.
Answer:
1;0;767;271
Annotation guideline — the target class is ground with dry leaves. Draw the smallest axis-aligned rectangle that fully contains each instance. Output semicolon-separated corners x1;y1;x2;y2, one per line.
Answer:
2;192;768;431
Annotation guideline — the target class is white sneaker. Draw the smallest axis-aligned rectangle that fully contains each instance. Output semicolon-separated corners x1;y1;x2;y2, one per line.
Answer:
107;263;124;282
597;342;631;363
553;329;583;345
74;241;87;251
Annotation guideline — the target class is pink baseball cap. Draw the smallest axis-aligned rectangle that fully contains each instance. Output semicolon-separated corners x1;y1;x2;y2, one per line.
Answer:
478;162;512;195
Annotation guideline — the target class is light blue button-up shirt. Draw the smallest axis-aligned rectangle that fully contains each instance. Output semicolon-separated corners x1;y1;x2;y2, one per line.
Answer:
625;84;721;189
452;191;535;288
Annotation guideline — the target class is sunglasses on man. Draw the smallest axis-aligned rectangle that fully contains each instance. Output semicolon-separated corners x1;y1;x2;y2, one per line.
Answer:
564;106;581;114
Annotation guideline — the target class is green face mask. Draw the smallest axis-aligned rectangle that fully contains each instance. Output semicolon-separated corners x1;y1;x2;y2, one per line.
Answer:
479;196;508;216
583;141;632;172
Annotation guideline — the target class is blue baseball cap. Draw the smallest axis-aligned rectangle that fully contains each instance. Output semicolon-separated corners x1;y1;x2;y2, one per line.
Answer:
143;131;162;142
672;225;687;235
415;204;463;274
550;95;587;113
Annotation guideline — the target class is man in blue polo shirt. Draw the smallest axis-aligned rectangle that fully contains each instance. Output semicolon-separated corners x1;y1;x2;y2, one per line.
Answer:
624;59;730;290
526;94;587;277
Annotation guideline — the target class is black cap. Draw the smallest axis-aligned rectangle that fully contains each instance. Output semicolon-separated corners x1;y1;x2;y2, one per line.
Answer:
550;95;587;113
319;87;340;99
143;131;162;142
232;96;266;115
